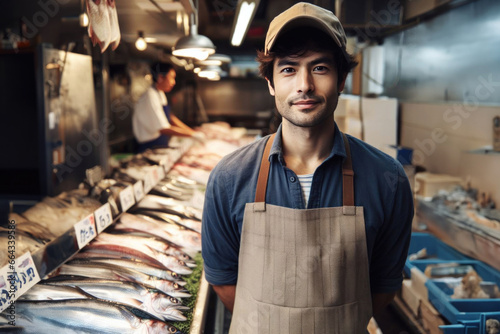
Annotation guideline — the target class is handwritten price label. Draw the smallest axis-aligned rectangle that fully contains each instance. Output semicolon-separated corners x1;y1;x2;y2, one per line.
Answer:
74;214;97;249
94;203;113;234
0;252;41;313
119;185;135;212
143;172;153;193
133;181;145;201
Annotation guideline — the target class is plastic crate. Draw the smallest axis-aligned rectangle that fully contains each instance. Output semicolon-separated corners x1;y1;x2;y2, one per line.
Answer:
405;232;470;277
439;324;479;334
440;312;500;333
411;260;500;323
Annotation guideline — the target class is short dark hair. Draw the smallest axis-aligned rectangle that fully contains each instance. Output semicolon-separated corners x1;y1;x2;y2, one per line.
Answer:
256;27;358;88
150;62;174;82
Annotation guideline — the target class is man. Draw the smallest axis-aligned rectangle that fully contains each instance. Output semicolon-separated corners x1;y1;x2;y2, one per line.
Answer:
202;3;413;333
132;62;203;152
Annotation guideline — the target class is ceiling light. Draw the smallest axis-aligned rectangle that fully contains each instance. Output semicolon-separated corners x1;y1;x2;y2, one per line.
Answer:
79;13;89;27
172;11;216;60
230;0;260;47
144;37;157;43
135;31;147;51
196;54;231;66
194;67;201;73
198;65;226;79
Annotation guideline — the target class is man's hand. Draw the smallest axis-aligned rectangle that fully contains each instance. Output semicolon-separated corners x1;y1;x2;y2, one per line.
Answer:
371;292;396;316
212;284;236;312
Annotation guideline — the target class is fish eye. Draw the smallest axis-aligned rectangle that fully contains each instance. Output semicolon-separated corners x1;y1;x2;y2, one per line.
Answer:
171;272;178;278
169;326;177;333
174;283;179;289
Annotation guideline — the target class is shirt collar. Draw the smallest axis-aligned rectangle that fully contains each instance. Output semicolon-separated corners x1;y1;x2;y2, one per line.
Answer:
268;122;347;165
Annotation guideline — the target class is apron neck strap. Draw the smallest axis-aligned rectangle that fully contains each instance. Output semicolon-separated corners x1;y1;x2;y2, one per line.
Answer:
341;132;355;208
254;132;354;208
255;133;275;203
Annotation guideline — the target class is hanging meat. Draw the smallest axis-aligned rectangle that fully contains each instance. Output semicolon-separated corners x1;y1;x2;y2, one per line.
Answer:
86;0;121;53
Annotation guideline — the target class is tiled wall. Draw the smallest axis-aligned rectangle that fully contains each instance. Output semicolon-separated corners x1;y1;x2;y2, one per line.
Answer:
401;102;500;202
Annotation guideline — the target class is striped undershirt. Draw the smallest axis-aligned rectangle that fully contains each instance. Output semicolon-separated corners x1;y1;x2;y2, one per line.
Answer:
297;173;314;207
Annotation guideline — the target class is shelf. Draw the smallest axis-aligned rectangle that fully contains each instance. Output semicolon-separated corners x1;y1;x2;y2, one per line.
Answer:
467;146;500;155
0;139;195;314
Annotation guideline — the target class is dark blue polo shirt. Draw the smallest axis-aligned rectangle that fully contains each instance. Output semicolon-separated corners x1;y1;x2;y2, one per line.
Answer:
202;123;413;294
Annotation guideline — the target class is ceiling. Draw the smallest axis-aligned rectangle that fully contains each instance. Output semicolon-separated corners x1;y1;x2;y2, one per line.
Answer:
116;0;335;56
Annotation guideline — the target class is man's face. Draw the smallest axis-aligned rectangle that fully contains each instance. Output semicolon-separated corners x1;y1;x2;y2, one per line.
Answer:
157;69;176;93
267;50;346;128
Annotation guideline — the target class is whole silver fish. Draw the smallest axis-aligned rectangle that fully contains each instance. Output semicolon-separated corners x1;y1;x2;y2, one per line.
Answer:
57;262;191;298
137;210;202;234
18;284;94;301
81;242;166;268
95;233;192;275
118;213;201;256
69;257;185;284
0;298;182;333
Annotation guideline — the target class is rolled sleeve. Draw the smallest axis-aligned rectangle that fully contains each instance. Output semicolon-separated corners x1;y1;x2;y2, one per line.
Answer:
370;162;414;294
202;165;240;286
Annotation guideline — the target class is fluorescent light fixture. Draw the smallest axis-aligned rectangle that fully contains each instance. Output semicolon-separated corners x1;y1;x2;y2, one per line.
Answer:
144;37;157;43
230;0;260;47
135;31;147;51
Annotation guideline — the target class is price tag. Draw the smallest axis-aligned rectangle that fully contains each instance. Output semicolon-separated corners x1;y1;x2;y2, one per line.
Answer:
74;214;97;249
119;185;135;212
0;252;41;313
157;165;165;181
133;181;145;202
94;203;113;234
143;172;153;193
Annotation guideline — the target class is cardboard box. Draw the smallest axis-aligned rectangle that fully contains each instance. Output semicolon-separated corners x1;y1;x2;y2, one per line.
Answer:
402;279;421;316
415;172;463;197
404;0;450;20
411;267;429;300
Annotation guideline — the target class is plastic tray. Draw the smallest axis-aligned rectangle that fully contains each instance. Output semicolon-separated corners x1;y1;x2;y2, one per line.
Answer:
410;260;500;323
440;312;500;333
405;232;470;277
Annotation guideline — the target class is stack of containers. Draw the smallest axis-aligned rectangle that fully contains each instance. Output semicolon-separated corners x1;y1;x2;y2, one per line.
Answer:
404;233;500;333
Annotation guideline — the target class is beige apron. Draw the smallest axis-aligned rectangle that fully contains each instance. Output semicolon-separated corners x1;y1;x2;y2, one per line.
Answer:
229;132;373;334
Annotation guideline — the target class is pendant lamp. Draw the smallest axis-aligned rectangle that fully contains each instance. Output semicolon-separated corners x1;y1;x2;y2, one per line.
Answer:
172;1;215;61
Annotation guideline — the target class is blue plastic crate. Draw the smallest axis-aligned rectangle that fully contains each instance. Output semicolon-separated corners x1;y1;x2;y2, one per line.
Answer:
414;260;500;323
405;232;470;277
440;324;479;334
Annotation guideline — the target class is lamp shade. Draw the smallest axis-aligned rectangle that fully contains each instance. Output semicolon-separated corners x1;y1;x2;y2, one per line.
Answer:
172;33;215;60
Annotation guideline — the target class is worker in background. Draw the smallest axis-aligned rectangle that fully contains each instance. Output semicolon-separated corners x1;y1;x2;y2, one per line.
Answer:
132;62;204;152
201;3;414;333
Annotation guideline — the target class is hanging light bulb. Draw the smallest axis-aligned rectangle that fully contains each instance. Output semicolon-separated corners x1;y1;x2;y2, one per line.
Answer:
79;13;89;27
135;31;147;51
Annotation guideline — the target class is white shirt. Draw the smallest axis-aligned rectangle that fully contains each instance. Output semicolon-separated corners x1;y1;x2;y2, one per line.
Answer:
132;86;171;143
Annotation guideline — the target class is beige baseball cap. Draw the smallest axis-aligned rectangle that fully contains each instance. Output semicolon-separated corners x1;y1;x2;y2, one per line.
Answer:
265;2;347;55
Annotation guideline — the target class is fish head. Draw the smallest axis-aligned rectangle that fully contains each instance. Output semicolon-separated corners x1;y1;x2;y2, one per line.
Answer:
145;320;183;334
